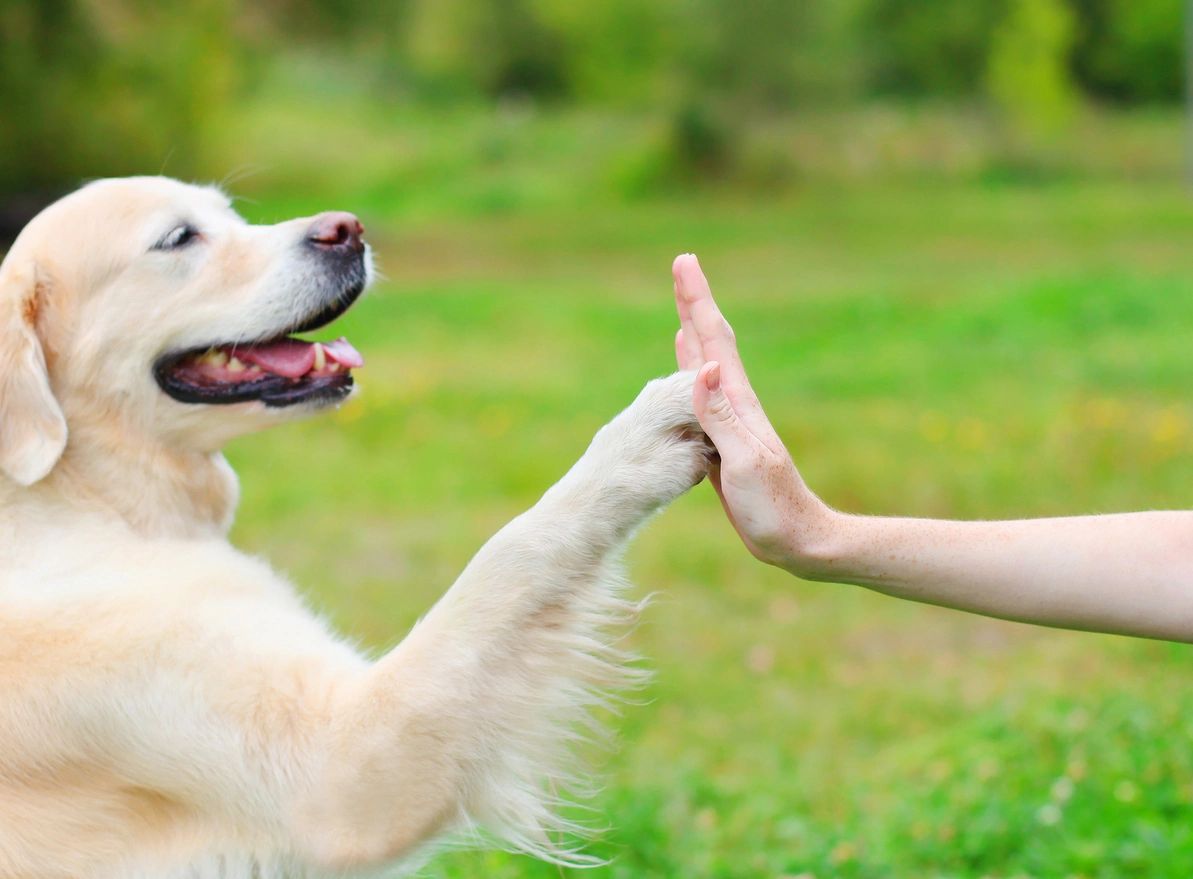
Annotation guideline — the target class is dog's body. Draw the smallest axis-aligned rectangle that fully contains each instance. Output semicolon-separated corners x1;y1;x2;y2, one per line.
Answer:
0;178;708;877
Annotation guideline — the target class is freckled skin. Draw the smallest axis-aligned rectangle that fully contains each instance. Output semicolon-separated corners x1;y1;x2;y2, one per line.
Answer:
671;253;1193;644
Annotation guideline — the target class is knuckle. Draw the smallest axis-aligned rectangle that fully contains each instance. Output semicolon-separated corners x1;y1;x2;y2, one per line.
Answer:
706;394;735;423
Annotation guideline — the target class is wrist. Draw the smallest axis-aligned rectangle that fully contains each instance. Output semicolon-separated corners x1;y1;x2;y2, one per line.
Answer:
775;502;859;582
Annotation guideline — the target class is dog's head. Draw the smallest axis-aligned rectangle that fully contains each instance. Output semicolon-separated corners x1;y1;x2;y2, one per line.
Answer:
0;176;371;486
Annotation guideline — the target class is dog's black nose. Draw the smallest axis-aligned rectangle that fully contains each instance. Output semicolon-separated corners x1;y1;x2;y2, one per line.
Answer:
307;212;365;254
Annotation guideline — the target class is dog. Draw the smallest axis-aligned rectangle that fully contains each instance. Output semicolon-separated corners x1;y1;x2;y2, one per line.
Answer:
0;177;711;878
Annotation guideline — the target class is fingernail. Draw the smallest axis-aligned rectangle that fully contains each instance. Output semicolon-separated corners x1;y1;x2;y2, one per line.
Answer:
706;361;721;393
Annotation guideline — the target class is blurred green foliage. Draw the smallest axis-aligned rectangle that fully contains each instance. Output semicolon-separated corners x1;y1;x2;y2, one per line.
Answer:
1072;0;1186;103
986;0;1078;141
0;0;240;192
0;0;1186;197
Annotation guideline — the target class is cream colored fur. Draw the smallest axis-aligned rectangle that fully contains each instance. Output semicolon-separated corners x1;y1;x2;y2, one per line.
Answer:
0;178;710;878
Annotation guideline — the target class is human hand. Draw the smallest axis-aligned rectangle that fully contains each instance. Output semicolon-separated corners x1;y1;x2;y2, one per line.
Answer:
672;254;838;576
673;257;1193;640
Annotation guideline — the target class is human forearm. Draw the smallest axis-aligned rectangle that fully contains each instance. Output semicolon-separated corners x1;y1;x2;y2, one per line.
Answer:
794;510;1193;642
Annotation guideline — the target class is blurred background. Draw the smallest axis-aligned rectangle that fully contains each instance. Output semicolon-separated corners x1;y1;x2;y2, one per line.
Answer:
4;1;1193;876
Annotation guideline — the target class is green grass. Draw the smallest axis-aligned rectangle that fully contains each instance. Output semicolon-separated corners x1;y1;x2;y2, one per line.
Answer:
223;174;1193;877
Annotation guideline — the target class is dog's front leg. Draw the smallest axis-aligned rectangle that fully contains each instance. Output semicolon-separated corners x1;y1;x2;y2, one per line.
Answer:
293;372;710;872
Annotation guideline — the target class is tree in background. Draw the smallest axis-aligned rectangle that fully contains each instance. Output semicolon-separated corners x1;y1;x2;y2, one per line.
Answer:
0;0;1186;206
404;0;567;99
862;0;1003;97
986;0;1080;143
0;0;240;199
1069;0;1184;103
1;0;103;194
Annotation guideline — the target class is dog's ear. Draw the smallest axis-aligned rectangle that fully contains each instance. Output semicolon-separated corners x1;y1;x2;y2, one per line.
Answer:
0;262;67;485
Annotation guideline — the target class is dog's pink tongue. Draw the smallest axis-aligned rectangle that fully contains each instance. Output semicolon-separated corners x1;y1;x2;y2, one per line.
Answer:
322;338;364;368
236;337;364;378
238;339;315;378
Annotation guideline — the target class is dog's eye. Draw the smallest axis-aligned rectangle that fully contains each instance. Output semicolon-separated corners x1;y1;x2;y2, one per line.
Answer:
154;224;200;251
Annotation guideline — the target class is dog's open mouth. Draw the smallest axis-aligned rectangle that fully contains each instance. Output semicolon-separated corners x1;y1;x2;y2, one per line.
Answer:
155;237;371;408
156;336;364;407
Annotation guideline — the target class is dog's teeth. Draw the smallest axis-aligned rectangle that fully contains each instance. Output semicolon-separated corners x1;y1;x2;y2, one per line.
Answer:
248;364;262;373
227;356;246;373
312;343;326;371
328;363;340;373
202;350;228;367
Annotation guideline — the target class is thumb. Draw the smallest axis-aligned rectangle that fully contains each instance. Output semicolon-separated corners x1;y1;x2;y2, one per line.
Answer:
693;361;750;454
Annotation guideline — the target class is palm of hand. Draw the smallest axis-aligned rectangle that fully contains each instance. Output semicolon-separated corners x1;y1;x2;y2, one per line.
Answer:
671;253;826;572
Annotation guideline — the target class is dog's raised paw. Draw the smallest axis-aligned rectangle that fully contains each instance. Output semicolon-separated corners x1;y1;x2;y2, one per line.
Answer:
600;370;714;503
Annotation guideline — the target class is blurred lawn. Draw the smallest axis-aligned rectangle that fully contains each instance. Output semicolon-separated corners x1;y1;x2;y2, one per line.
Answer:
217;107;1193;877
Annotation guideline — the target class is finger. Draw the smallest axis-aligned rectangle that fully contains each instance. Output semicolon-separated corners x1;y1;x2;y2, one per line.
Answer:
692;361;752;456
675;254;776;438
674;254;752;395
675;328;699;371
673;258;704;368
676;327;703;371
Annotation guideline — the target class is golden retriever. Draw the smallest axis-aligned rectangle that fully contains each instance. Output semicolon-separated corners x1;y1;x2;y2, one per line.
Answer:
0;177;710;878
